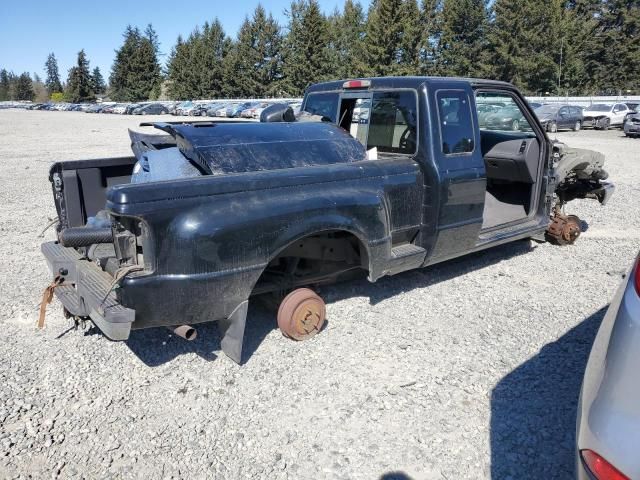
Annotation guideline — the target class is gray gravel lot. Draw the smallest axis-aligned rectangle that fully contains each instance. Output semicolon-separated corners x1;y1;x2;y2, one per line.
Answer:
0;110;638;480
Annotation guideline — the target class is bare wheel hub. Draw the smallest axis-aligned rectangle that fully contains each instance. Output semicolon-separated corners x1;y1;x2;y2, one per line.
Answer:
277;288;326;341
546;212;582;245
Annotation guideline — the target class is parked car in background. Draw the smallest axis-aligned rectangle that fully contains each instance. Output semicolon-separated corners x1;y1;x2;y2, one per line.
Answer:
483;104;527;131
173;101;194;116
86;104;105;113
476;103;505;128
112;104;127;115
206;103;227;117
133;103;170;115
214;103;236;117
226;102;254;118
240;102;269;118
535;104;583;132
583;103;630;130
624;112;640;138
289;102;303;115
624;102;638;113
528;102;543;109
189;103;212;116
576;253;640;480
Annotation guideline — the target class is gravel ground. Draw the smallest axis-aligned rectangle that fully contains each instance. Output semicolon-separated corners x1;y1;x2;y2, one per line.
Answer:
0;110;638;480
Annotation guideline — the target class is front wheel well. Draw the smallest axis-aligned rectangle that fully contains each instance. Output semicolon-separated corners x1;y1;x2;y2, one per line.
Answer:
252;230;369;296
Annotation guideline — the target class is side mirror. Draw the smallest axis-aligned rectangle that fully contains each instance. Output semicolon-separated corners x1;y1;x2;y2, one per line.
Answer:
260;103;296;123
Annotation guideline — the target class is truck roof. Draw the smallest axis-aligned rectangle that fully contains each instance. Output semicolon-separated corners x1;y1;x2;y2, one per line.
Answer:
306;76;516;94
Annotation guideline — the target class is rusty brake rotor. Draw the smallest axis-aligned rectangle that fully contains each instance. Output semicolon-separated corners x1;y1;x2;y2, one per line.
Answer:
277;288;326;341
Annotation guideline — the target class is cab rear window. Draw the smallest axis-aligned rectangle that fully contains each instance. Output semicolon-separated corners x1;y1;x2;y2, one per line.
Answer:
367;91;418;155
302;93;339;122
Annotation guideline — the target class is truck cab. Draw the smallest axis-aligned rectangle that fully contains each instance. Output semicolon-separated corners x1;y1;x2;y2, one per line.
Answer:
302;77;611;262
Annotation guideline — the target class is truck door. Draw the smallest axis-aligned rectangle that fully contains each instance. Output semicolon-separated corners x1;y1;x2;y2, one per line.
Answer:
426;85;486;262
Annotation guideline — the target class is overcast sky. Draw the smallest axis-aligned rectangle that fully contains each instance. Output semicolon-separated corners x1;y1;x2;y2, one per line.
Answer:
0;0;370;81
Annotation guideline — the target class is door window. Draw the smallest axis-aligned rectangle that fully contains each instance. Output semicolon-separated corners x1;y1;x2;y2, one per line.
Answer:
475;92;535;135
436;90;474;155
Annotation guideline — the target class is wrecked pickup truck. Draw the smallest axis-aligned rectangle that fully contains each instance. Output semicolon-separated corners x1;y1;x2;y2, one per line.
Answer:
41;77;614;363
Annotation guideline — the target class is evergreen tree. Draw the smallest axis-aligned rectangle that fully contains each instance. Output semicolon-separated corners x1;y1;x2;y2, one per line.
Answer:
14;72;35;101
435;0;488;77
330;0;369;78
586;0;640;94
91;67;106;94
419;0;444;74
109;25;161;101
110;26;142;100
485;0;565;94
281;0;332;96
253;6;284;96
32;74;49;102
222;6;283;97
44;53;63;94
222;17;260;97
0;69;12;101
166;34;193;99
198;20;227;98
127;24;163;100
66;49;94;102
397;0;422;74
167;20;229;100
364;0;405;75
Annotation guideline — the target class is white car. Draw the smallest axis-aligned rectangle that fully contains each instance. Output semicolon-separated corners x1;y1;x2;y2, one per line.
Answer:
582;103;630;130
112;104;127;115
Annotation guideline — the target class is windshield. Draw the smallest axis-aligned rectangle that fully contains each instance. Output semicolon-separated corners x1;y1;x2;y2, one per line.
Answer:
588;104;611;112
536;105;560;115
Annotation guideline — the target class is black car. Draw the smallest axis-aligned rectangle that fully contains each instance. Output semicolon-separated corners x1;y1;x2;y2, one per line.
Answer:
134;103;169;115
535;104;583;132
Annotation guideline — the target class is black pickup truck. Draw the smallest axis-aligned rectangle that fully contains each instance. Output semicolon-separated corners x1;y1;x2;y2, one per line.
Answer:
41;77;613;363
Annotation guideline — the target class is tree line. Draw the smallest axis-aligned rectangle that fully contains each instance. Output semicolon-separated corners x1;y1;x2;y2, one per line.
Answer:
1;0;638;103
0;51;106;103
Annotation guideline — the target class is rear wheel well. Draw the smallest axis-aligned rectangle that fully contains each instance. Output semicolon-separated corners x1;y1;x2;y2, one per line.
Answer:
252;230;368;296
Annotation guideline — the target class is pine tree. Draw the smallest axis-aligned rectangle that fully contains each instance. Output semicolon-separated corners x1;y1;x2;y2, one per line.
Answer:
586;0;640;94
436;0;488;77
253;6;284;96
14;72;35;101
222;17;260;97
485;0;565;94
66;50;94;102
110;26;142;101
281;0;332;96
0;69;12;101
419;0;443;74
32;74;49;102
198;20;227;98
364;0;405;75
91;67;106;95
167;34;192;99
330;0;369;79
44;53;63;95
397;0;422;74
127;24;163;100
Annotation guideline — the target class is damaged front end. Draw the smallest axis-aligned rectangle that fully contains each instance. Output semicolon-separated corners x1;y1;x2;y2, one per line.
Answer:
546;142;615;244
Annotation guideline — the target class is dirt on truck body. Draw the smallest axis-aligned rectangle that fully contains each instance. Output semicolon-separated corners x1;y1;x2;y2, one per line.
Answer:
40;76;614;363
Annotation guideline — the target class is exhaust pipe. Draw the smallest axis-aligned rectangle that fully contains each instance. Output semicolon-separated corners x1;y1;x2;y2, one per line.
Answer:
168;325;197;341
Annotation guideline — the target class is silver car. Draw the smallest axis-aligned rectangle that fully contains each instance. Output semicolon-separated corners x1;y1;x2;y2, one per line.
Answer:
576;253;640;479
